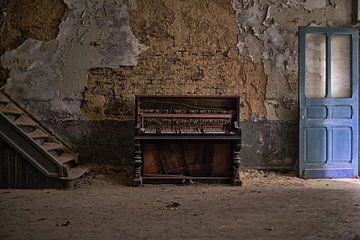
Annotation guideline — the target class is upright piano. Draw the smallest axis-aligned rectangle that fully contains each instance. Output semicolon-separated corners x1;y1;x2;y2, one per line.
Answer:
133;95;242;186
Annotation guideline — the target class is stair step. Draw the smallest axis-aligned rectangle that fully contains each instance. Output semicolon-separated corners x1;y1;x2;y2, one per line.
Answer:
16;122;37;127
0;99;10;104
61;166;89;181
28;129;49;139
1;109;22;115
41;142;63;152
28;130;49;145
56;152;77;165
15;122;38;133
1;110;22;121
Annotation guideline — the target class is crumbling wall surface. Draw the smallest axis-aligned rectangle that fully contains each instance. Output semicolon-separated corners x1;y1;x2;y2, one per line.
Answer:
1;0;68;52
42;119;134;166
241;120;298;168
0;0;68;87
1;0;146;120
82;0;267;120
0;0;354;168
232;0;352;121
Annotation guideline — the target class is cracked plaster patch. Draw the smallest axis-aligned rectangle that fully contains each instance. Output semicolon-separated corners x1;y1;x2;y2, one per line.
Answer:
1;0;146;120
231;0;352;120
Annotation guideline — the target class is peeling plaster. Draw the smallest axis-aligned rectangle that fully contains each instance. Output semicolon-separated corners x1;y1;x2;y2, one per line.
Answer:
1;0;146;120
231;0;352;120
0;0;354;122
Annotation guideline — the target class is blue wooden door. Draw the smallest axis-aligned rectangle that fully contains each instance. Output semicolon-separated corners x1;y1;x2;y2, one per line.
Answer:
299;26;359;178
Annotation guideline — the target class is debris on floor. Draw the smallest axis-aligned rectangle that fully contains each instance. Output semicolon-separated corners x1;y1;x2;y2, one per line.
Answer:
241;169;306;187
56;220;71;227
160;201;181;210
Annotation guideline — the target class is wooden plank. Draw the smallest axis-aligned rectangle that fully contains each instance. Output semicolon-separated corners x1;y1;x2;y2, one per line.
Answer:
143;144;162;174
211;144;231;177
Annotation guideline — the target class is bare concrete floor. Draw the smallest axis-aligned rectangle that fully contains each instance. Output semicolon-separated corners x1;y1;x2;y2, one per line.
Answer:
1;170;360;240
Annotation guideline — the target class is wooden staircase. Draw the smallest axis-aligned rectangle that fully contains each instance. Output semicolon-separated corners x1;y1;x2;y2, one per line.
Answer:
0;91;88;189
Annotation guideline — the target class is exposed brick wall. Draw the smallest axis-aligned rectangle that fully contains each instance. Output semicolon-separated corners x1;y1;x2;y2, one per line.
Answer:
81;0;267;121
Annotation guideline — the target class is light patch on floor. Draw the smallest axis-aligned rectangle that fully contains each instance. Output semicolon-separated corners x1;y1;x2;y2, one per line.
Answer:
332;178;360;185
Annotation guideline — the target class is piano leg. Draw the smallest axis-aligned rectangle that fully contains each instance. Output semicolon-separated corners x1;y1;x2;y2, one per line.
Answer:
232;141;242;186
133;141;143;187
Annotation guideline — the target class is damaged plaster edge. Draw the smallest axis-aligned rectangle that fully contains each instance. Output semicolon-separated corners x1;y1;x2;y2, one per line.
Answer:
231;0;318;121
0;0;71;96
2;0;148;106
120;0;149;67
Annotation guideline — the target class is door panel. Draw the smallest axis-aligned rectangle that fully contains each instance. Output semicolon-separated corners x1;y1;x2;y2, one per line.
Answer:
305;128;327;164
299;26;359;178
332;127;352;163
331;106;352;119
307;106;327;119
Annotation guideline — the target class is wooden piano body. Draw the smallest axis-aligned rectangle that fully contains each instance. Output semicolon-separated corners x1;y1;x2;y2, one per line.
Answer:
133;96;242;186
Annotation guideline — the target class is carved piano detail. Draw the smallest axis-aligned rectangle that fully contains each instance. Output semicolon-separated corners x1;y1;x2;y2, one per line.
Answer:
133;96;242;186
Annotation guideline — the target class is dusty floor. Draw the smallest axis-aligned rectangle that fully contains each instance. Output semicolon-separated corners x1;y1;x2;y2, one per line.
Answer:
1;170;360;240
